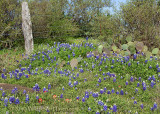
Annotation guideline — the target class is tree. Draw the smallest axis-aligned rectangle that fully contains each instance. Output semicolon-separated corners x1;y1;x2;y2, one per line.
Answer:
120;0;160;48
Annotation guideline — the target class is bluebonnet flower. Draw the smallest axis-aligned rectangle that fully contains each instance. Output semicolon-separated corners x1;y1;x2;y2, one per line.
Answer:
145;60;148;63
112;59;114;64
15;97;20;104
98;78;101;83
157;67;160;72
153;102;157;110
1;73;5;79
126;81;128;85
3;68;6;73
107;90;111;94
82;97;85;102
149;65;152;69
133;54;137;60
140;104;144;109
104;87;107;92
43;87;47;92
4;97;8;107
150;80;155;88
84;78;87;82
113;78;116;82
111;66;114;68
9;96;15;104
25;94;29;103
62;86;65;91
85;94;89;99
142;81;146;91
116;91;119;95
23;89;26;94
137;82;140;87
113;104;117;112
88;107;91;111
0;87;3;91
156;64;159;68
120;89;124;95
46;107;50;112
134;100;137;104
128;62;131;66
130;76;134;82
11;88;16;94
103;104;107;111
60;93;63;98
135;88;138;93
80;68;84;73
36;95;39;100
148;76;152;81
152;75;156;82
2;91;5;97
48;83;51;89
97;100;104;106
100;89;104;94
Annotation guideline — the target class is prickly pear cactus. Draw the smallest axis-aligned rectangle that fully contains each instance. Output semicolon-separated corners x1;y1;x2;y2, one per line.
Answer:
125;50;131;56
145;51;152;59
128;44;136;54
136;42;144;52
98;45;103;54
122;44;128;51
126;36;132;43
112;45;118;52
152;48;159;55
142;46;148;52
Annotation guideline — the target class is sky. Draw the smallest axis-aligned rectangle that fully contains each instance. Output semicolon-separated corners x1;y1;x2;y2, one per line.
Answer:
105;0;127;14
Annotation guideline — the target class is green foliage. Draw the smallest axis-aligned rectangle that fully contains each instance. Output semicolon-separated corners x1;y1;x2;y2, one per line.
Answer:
98;45;103;54
145;51;152;59
122;44;128;50
128;45;136;54
120;0;160;49
111;45;118;52
152;48;159;55
126;36;132;43
124;50;130;56
142;46;148;52
136;42;144;52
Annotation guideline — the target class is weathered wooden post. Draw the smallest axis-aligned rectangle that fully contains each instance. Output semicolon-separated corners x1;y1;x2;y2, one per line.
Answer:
22;2;34;56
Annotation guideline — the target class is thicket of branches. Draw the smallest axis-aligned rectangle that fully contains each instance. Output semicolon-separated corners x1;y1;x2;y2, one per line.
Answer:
0;0;160;50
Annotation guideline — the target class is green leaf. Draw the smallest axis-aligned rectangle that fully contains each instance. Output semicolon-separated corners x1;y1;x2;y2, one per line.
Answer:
126;36;132;43
124;51;131;56
152;48;159;55
98;45;103;54
142;46;148;52
146;51;152;59
122;44;128;50
77;57;83;62
112;45;117;52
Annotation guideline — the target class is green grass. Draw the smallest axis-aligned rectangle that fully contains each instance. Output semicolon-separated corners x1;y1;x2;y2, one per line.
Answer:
0;39;160;114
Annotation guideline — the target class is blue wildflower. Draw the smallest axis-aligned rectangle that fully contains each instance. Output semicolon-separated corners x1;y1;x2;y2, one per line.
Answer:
103;104;107;111
15;97;20;104
4;97;8;107
48;83;51;89
25;94;29;103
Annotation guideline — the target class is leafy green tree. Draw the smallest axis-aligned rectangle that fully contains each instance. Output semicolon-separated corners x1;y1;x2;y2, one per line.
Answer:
120;0;160;48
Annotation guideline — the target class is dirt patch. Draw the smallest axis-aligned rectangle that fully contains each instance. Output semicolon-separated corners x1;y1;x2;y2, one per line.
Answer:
0;83;39;93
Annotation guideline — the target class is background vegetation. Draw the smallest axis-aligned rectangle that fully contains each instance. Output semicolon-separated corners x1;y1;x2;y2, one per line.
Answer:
0;0;160;50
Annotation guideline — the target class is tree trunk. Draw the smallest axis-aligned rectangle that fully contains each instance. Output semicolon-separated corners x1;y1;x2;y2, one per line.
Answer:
22;2;33;56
